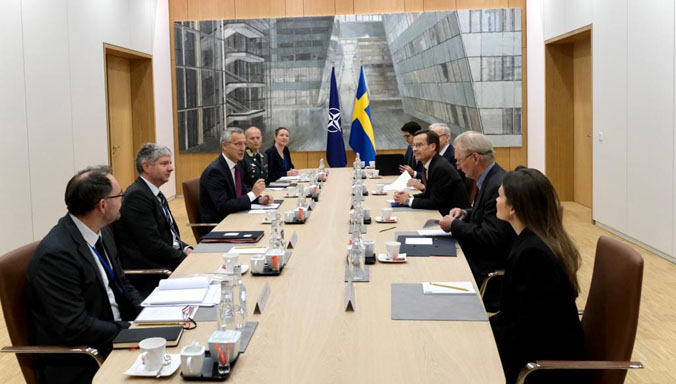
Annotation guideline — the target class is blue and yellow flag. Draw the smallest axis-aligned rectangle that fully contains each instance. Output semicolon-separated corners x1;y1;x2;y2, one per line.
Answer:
349;66;376;164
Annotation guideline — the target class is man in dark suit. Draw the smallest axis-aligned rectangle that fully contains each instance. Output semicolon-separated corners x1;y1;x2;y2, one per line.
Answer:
398;121;423;177
115;143;192;295
439;131;516;302
393;130;470;216
200;127;273;228
408;123;466;192
26;166;143;384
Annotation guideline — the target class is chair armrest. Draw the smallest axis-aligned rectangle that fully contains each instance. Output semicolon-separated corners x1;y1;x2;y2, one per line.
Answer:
1;345;104;366
479;269;504;297
186;223;219;228
516;360;644;384
123;269;172;276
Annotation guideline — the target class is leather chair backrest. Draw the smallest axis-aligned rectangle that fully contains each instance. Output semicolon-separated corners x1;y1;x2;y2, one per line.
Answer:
582;236;644;384
182;177;202;242
375;154;405;176
0;241;41;384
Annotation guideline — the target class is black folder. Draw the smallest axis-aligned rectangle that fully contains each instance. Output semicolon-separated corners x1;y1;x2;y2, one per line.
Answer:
201;230;264;243
396;235;457;257
113;326;183;349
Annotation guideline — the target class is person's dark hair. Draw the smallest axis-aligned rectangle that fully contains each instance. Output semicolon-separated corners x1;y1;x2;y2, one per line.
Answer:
65;165;114;216
502;167;581;294
274;127;289;136
400;121;421;135
415;129;440;153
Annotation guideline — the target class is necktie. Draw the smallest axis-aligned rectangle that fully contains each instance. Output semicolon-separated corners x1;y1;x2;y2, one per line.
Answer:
158;191;181;248
93;237;124;295
234;165;243;197
421;167;428;188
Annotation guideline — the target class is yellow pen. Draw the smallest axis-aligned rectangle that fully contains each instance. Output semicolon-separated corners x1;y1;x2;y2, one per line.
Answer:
431;283;469;292
136;322;185;326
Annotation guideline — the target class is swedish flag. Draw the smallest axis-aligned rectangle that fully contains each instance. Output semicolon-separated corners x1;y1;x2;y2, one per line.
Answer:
349;66;376;164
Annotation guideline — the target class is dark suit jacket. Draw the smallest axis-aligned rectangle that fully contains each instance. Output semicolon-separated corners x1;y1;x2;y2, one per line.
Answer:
115;177;188;270
404;145;423;178
26;215;143;384
200;154;254;226
265;145;294;182
490;228;585;384
411;154;470;216
450;163;516;283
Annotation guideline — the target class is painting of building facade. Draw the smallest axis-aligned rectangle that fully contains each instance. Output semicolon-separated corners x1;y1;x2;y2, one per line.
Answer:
173;9;522;153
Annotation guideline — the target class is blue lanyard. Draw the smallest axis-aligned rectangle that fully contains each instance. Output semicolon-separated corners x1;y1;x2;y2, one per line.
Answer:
90;245;123;294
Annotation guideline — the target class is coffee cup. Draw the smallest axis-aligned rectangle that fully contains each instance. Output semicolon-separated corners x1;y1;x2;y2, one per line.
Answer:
381;207;392;221
385;241;401;259
139;337;166;371
223;253;239;273
284;210;295;223
266;249;284;271
369;160;376;168
363;240;375;257
375;183;385;193
180;342;205;377
249;255;265;274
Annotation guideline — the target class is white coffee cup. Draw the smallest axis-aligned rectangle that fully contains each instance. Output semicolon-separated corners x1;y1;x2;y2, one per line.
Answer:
372;169;379;177
381;207;393;221
180;342;205;377
375;183;385;193
139;337;166;371
369;160;376;168
223;253;239;273
250;255;266;274
284;210;295;223
385;241;401;259
364;240;375;256
363;207;371;221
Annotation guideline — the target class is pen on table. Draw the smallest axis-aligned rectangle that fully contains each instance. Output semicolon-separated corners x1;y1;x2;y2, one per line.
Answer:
431;283;469;292
233;246;265;249
379;226;397;233
136;322;186;326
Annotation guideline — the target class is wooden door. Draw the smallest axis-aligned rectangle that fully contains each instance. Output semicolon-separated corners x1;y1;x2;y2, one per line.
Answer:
106;54;136;189
573;38;593;207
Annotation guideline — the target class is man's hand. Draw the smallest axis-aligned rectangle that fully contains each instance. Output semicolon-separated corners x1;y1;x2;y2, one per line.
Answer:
449;207;467;220
287;169;299;176
252;179;266;196
407;179;425;191
398;164;415;177
258;194;273;205
439;215;453;232
185;247;193;255
393;191;410;205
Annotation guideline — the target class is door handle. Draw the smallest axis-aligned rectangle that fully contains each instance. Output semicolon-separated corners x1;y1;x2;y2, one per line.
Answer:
112;145;120;154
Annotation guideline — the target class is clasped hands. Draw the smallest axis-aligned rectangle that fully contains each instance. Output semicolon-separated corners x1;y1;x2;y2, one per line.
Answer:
439;208;467;231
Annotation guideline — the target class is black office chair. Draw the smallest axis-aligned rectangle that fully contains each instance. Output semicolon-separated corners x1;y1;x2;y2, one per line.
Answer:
375;154;405;176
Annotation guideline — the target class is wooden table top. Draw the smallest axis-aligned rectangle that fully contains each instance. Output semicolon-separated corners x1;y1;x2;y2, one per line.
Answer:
93;168;504;383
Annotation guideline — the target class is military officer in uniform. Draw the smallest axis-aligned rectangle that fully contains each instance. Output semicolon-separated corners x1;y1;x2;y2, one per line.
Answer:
239;126;269;189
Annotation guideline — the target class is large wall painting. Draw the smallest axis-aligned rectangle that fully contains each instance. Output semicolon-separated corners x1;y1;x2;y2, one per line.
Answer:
174;10;522;153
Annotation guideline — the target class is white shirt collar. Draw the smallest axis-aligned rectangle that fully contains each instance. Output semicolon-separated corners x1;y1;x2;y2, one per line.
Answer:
222;153;237;171
140;175;160;196
423;158;433;170
69;213;100;248
439;144;450;156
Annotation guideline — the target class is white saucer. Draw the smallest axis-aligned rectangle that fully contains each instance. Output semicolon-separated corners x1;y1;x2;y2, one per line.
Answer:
371;191;387;195
377;253;407;263
216;264;249;274
284;194;299;198
124;353;180;377
375;216;398;223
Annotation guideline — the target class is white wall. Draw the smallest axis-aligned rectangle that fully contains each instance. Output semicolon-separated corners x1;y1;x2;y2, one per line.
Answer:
0;0;175;255
534;0;676;260
527;0;546;171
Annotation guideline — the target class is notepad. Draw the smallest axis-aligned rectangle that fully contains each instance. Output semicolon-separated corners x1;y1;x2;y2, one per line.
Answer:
113;326;184;349
142;276;210;306
417;229;452;237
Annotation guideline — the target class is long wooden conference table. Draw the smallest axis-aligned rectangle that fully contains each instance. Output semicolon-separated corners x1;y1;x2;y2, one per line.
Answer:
94;168;504;383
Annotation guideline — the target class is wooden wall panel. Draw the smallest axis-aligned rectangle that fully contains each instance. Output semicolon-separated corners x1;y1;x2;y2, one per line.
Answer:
405;0;424;12
304;0;335;16
286;0;304;16
456;0;507;9
335;0;354;14
170;0;188;20
235;0;285;18
354;0;406;14
424;0;456;11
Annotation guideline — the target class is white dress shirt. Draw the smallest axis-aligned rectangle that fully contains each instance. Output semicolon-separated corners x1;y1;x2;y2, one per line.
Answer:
408;158;432;206
222;153;257;202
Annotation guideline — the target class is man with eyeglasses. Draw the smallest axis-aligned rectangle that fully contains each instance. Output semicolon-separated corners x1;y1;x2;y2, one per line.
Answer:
114;143;192;296
26;165;143;384
393;130;469;215
439;131;516;310
200;127;273;229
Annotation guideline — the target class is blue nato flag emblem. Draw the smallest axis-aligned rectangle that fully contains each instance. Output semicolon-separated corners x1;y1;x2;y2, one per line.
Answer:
349;65;376;164
327;66;347;167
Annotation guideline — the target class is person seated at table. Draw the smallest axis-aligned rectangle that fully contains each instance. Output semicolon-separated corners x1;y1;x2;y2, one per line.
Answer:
398;121;423;178
438;131;515;307
491;167;584;384
265;127;298;182
200;128;273;230
408;122;464;191
26;166;143;384
240;126;268;189
114;143;192;296
393;130;469;215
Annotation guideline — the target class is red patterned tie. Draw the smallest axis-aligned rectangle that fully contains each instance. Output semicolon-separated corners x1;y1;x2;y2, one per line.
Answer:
234;165;243;197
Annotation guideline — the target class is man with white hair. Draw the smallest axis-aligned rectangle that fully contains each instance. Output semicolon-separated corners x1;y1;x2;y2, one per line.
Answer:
439;131;516;297
429;123;458;169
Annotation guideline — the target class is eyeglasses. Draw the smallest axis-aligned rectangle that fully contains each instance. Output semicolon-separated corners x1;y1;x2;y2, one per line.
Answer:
104;192;124;200
457;152;476;163
412;142;428;148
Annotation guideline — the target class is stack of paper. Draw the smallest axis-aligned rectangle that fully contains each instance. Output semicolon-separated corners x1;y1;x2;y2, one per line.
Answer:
422;282;475;295
134;305;197;324
142;276;221;307
383;172;411;191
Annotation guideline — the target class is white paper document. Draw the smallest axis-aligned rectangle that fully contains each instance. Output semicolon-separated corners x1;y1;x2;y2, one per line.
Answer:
383;171;411;191
406;237;433;245
134;306;196;323
279;175;301;181
142;276;220;306
422;281;475;295
417;229;452;237
251;202;281;210
248;209;269;215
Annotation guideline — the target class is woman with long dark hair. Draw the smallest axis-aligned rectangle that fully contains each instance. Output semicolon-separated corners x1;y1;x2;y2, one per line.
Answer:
265;127;298;182
492;167;585;383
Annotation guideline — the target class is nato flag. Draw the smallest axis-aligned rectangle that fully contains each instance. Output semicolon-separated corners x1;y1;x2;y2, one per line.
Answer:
326;66;347;167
